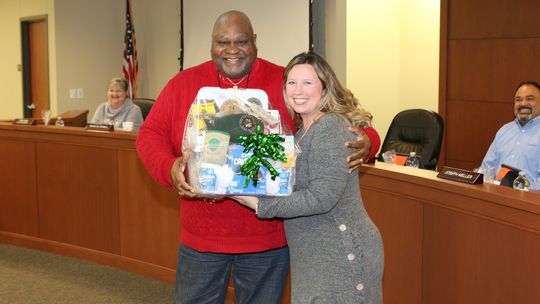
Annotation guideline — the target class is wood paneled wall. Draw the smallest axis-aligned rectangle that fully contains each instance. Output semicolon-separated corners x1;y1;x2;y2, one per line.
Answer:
439;0;540;169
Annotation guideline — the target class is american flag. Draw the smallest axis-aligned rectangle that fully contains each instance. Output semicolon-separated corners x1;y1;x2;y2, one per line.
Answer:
123;0;138;98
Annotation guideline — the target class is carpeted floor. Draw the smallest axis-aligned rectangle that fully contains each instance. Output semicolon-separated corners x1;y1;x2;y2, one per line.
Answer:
0;243;175;304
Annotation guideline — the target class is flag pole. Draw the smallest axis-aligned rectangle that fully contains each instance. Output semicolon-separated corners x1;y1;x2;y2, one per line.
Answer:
123;0;138;98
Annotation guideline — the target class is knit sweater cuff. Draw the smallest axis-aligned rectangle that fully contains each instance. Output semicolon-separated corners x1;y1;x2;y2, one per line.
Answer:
363;127;381;162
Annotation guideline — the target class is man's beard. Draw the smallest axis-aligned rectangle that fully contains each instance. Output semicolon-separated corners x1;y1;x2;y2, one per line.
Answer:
217;59;249;79
516;106;533;125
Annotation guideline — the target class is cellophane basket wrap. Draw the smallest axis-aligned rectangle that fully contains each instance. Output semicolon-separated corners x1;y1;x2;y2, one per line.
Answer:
182;87;297;198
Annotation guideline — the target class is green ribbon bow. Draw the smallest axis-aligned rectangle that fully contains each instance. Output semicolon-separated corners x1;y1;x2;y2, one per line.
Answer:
237;125;288;187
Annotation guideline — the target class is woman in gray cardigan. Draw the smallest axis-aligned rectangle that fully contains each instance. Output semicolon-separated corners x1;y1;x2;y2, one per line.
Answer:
90;77;143;131
233;51;383;303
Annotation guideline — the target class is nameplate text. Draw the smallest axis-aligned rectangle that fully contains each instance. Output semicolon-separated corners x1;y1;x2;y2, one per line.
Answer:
86;123;114;132
437;166;483;184
13;118;36;125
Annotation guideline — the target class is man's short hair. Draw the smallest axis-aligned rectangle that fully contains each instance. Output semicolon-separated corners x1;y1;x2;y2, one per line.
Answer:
516;80;540;92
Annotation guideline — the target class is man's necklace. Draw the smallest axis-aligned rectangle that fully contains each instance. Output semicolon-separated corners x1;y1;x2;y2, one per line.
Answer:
217;73;250;89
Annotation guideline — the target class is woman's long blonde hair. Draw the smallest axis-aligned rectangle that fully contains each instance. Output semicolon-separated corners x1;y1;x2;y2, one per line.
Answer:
283;51;372;129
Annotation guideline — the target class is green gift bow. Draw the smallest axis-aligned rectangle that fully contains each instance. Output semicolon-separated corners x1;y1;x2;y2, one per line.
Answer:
237;125;288;187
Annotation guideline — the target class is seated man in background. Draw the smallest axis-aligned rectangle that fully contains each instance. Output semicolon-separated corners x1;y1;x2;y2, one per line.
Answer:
481;80;540;190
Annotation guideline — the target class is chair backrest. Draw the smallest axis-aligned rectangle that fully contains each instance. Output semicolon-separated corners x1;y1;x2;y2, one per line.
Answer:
132;98;155;120
378;109;444;170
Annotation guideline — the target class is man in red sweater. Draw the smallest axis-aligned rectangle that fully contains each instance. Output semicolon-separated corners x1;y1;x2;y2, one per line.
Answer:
136;10;380;304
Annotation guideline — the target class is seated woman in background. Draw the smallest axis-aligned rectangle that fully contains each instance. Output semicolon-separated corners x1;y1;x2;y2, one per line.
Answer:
90;77;143;131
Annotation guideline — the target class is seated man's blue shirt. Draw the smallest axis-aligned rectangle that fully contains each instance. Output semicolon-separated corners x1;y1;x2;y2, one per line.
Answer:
481;116;540;190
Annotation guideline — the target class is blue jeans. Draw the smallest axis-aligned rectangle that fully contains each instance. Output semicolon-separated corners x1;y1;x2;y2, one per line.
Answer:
175;245;289;304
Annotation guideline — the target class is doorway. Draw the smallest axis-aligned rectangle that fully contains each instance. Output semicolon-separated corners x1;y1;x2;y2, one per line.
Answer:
21;16;50;119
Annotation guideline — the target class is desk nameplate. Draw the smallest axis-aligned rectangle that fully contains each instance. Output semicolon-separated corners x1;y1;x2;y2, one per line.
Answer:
13;118;36;125
86;123;114;132
437;166;483;184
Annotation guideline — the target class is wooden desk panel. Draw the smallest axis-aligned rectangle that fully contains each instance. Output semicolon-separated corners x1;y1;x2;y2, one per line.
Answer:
363;189;423;304
360;162;540;304
0;139;39;236
36;142;120;254
0;123;178;283
423;205;540;304
118;150;179;275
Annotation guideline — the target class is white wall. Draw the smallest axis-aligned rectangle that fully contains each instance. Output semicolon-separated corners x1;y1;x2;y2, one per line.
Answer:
400;0;440;112
54;0;180;119
1;0;306;120
54;0;124;117
0;0;440;135
0;0;54;120
0;0;179;120
323;0;347;84
134;0;180;99
346;0;440;144
183;0;309;69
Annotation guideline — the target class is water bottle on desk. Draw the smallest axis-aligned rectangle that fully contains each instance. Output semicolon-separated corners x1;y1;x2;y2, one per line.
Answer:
55;116;65;127
512;171;530;191
405;151;420;168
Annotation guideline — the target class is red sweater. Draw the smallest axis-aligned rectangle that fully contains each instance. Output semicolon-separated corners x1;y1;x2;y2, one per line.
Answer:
136;59;294;253
136;58;380;253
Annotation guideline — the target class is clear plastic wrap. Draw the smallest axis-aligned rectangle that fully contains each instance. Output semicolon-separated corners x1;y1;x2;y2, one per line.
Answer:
182;87;297;197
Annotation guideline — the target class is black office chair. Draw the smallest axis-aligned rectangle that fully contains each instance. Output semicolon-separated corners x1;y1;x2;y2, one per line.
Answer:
132;98;155;120
377;109;444;170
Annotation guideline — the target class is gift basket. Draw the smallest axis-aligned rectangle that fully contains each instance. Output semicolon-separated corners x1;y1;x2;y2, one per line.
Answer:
182;87;297;197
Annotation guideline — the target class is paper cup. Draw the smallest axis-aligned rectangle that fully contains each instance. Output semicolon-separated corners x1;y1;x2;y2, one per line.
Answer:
122;121;134;131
